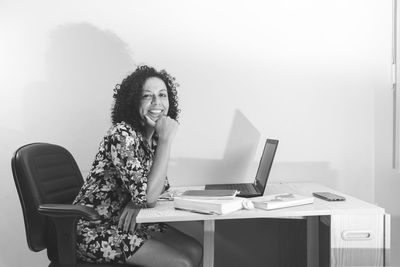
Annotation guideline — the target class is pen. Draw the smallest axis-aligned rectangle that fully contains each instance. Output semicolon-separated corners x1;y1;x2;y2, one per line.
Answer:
175;207;217;215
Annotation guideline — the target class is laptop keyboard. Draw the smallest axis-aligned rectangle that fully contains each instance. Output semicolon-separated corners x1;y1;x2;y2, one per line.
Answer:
218;183;258;194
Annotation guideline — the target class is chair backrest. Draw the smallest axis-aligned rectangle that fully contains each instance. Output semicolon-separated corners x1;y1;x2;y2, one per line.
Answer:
11;143;84;253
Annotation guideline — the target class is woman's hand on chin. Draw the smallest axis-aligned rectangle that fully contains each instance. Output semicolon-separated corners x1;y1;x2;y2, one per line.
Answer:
154;115;179;143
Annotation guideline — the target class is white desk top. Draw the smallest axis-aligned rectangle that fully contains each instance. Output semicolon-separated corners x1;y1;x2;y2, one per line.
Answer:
136;182;385;224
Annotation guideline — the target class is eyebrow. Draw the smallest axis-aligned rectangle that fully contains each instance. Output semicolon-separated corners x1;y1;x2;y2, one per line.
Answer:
142;89;167;93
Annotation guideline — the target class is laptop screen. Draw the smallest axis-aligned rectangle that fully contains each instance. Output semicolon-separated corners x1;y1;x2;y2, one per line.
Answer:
254;139;279;193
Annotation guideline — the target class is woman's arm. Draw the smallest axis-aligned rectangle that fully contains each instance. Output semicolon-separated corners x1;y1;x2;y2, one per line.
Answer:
145;139;172;206
145;115;178;206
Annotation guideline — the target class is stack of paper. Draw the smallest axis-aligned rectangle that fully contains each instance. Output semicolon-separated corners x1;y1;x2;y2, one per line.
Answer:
174;197;244;215
173;190;243;215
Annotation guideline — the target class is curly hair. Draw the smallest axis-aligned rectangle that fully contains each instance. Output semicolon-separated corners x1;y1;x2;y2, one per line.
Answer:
111;65;180;133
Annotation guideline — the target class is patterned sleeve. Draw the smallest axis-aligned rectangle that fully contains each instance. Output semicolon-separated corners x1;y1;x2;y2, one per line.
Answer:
107;124;150;207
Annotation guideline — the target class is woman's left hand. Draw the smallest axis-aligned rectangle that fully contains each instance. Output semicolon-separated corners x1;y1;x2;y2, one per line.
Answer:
154;115;179;143
118;202;140;233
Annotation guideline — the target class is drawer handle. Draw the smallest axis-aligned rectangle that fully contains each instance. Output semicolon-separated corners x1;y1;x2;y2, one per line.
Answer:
341;230;372;240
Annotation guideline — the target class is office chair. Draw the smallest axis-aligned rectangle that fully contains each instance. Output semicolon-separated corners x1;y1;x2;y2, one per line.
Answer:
12;143;130;267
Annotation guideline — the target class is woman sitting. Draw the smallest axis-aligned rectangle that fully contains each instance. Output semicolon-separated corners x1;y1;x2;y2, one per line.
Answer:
73;65;202;267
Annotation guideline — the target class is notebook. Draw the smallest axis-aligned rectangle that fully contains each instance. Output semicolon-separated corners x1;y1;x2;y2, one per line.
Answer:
174;197;244;215
205;139;279;198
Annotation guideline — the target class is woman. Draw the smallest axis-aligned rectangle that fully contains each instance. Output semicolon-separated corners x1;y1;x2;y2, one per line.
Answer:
73;65;202;267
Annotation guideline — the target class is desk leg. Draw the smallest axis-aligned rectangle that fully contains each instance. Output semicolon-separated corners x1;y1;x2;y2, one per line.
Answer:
203;220;215;267
307;216;319;267
384;213;391;266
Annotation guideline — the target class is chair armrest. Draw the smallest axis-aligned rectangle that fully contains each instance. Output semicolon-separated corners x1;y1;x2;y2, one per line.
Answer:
38;204;100;265
38;204;100;221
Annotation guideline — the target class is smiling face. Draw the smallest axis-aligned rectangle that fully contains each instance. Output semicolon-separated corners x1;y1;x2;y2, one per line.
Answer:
139;76;169;125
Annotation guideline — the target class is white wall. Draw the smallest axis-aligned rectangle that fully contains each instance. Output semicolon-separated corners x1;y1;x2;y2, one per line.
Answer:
0;0;393;266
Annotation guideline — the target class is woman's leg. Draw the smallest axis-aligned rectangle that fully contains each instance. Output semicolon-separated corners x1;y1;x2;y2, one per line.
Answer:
126;238;193;267
126;227;202;267
152;226;203;266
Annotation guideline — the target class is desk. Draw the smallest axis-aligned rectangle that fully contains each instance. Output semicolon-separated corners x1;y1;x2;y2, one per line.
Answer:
136;183;390;267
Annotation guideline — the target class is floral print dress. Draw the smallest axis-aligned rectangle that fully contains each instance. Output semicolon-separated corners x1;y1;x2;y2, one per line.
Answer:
73;121;170;264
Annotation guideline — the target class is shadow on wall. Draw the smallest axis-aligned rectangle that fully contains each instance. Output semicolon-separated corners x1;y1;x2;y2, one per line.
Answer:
4;23;134;266
169;109;338;188
169;109;261;186
22;22;135;170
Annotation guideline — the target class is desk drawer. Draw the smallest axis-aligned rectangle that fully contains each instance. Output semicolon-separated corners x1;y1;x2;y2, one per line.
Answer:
330;214;384;266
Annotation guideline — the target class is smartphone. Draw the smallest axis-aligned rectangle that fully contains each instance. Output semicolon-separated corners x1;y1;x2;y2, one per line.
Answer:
312;192;346;201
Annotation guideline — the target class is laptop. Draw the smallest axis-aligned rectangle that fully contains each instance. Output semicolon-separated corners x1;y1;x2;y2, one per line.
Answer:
205;139;279;198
